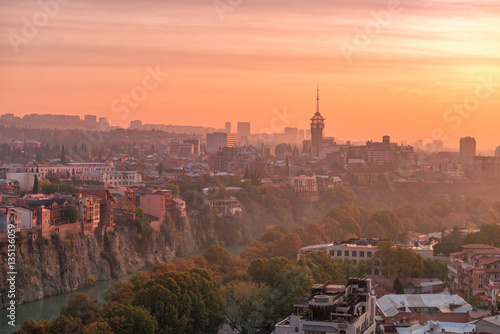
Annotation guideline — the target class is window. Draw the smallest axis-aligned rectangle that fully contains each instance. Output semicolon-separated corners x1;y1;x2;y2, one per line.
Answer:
337;250;342;256
353;260;357;265
360;251;365;257
352;251;357;257
345;251;349;257
367;251;372;257
479;284;483;289
330;250;335;256
479;275;483;279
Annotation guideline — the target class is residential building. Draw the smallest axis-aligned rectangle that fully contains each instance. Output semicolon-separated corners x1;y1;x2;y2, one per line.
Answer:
460;137;476;163
448;244;500;300
290;175;319;197
0;207;21;234
206;132;232;153
496;146;500;158
104;170;142;186
376;294;472;330
298;239;434;264
205;196;242;216
483;279;500;309
237;122;250;137
183;139;201;156
129;120;143;129
225;122;231;133
475;315;500;334
274;278;377;334
395;321;475;334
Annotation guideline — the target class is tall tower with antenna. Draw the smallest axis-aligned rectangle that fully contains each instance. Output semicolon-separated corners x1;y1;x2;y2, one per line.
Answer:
310;87;325;157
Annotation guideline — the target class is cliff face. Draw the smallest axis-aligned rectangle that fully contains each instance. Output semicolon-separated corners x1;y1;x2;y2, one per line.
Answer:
0;220;198;309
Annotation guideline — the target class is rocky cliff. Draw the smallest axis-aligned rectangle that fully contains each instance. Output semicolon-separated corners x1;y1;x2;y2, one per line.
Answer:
0;217;198;309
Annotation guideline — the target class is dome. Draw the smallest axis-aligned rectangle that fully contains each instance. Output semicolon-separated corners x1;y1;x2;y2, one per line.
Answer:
311;111;325;122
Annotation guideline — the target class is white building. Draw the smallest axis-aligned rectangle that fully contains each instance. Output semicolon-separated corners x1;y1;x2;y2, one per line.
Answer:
103;171;142;186
275;278;376;334
396;321;475;334
298;239;434;264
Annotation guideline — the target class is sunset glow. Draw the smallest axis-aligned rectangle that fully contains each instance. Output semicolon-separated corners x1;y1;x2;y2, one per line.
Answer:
1;0;500;149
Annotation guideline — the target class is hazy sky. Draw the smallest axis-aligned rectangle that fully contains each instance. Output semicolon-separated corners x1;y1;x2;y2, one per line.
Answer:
1;0;499;150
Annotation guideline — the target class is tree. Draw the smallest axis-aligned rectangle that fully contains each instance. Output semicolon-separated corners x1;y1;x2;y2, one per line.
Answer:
14;319;48;334
298;252;343;283
104;280;135;305
102;304;158;334
369;210;404;241
65;206;79;223
132;269;224;334
61;293;103;325
393;277;404;294
61;145;67;164
222;281;270;334
32;175;39;194
370;242;424;278
47;316;84;333
157;162;166;175
83;321;114;334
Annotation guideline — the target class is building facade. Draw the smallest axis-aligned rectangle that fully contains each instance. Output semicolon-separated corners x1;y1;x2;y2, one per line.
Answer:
275;278;376;334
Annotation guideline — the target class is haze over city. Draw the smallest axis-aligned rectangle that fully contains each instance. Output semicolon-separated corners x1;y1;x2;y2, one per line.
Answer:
1;0;500;150
2;1;500;334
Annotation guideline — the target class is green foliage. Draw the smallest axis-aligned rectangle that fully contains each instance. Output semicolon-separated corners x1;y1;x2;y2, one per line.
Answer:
370;242;424;278
32;175;39;194
298;252;343;283
423;259;448;281
47;316;84;333
393;277;404;294
241;226;302;261
462;224;500;247
222;281;270;333
164;184;180;194
101;304;158;334
369;210;404;241
65;206;79;223
61;293;103;325
14;319;48;334
132;268;225;334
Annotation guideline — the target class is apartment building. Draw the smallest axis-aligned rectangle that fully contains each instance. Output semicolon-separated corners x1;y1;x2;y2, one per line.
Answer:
298;239;434;264
275;278;376;334
448;244;500;300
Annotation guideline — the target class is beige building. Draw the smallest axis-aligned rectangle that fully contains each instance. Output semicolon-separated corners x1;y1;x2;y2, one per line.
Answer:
298;239;434;264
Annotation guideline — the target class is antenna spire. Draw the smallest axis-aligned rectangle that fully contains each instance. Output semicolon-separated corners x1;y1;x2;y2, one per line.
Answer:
316;86;320;113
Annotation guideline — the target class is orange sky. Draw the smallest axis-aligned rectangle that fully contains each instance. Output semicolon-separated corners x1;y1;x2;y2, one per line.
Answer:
1;0;500;150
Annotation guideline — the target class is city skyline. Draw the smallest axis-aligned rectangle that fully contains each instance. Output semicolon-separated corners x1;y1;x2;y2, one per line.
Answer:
1;1;500;150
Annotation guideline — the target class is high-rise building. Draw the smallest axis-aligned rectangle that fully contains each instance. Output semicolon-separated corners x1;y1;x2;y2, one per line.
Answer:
298;129;305;141
460;137;476;163
414;139;423;150
310;88;325;157
284;127;298;142
84;115;97;123
225;122;231;133
495;146;500;157
129;120;143;129
98;117;110;131
183;139;201;156
306;129;311;141
206;132;233;153
227;133;235;148
237;122;250;137
433;140;444;152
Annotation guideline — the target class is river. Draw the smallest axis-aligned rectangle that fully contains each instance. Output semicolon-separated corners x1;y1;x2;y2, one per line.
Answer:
0;276;127;334
0;244;247;334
